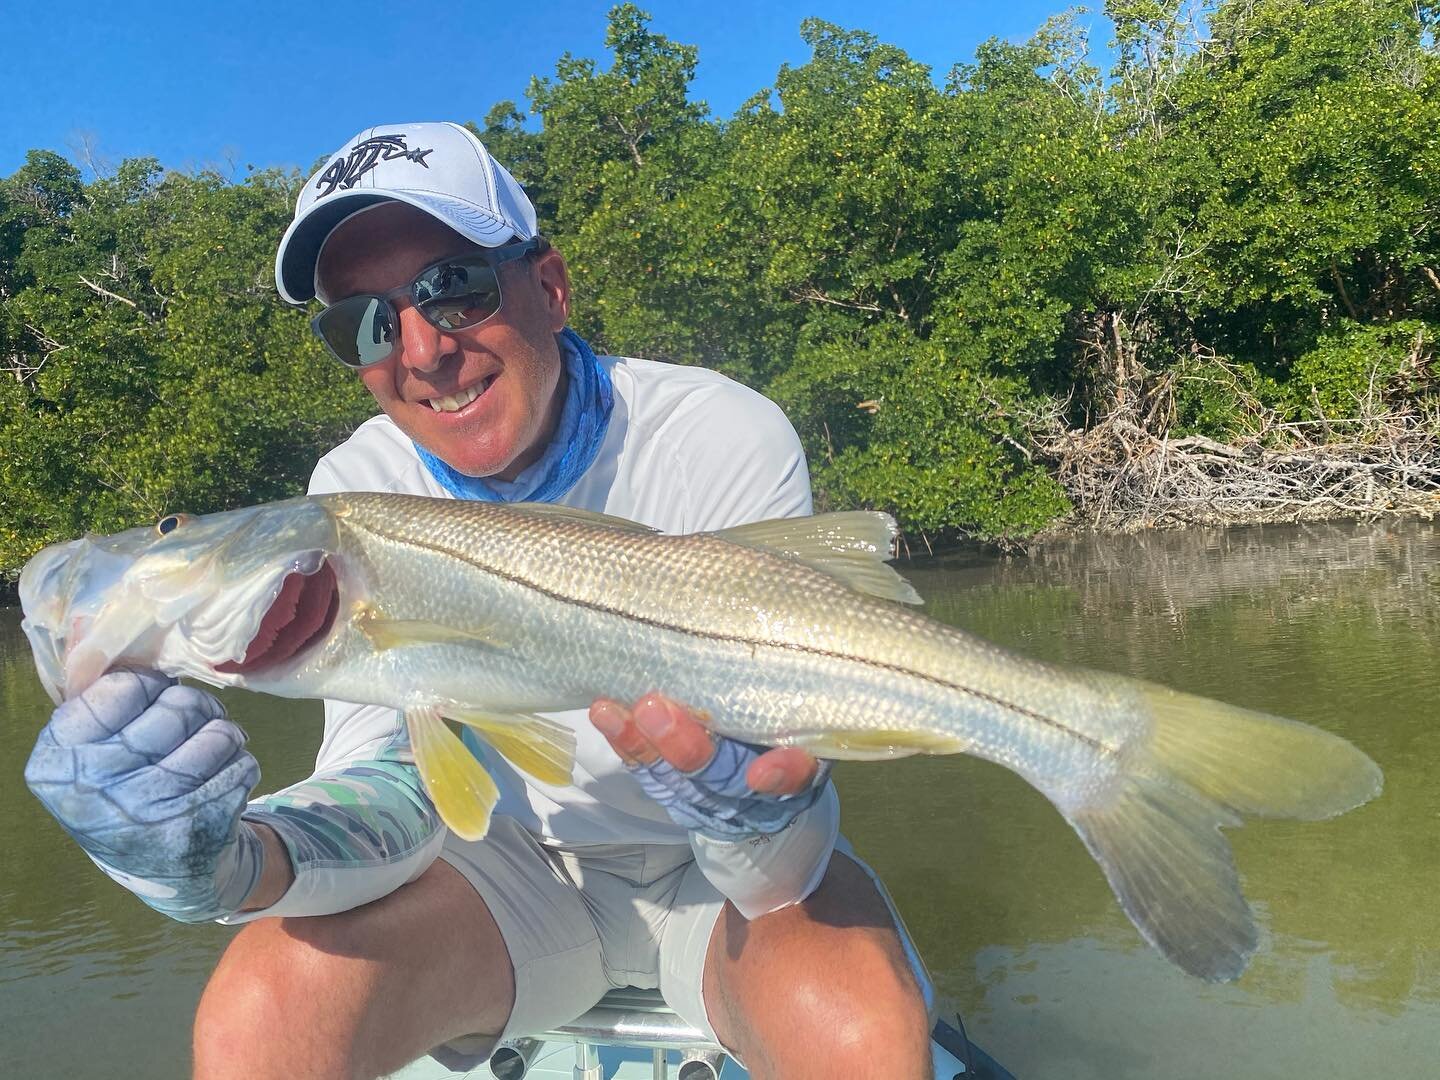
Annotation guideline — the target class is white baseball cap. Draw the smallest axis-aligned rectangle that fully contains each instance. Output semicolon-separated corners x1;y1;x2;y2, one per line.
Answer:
274;121;539;304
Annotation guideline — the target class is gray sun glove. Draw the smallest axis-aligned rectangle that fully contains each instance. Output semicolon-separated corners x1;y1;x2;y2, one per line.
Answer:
628;736;833;841
24;668;263;923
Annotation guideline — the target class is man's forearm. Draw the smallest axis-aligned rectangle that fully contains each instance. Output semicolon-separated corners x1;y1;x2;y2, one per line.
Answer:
240;822;296;912
218;740;446;924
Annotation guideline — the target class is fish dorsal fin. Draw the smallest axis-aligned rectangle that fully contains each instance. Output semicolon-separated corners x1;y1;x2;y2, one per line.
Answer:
515;503;658;535
714;512;923;605
406;706;499;841
443;706;577;787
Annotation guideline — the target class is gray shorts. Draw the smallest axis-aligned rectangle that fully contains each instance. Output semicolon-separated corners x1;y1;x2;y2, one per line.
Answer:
428;818;930;1071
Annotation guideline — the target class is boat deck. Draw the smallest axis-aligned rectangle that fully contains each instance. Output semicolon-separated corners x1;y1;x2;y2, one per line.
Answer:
384;987;1012;1079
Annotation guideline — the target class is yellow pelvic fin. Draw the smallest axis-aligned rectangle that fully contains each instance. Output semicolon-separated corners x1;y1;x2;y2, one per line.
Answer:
405;706;499;841
358;604;511;652
787;728;970;761
714;512;923;605
443;706;577;787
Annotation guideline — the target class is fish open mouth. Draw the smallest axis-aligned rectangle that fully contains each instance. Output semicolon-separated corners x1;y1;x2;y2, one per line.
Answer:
215;560;339;675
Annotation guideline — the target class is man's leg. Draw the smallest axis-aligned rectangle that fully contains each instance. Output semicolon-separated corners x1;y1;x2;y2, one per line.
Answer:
193;859;514;1080
703;852;933;1080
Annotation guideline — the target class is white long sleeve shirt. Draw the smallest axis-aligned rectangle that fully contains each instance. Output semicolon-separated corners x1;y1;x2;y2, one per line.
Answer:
226;352;840;924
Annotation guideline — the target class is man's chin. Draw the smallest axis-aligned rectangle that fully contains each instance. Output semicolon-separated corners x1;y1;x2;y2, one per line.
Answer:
419;439;521;481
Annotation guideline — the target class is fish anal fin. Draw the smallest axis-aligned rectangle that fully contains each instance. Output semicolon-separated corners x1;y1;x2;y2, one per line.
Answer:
406;706;499;840
714;513;922;605
358;604;511;652
444;706;577;787
787;728;970;761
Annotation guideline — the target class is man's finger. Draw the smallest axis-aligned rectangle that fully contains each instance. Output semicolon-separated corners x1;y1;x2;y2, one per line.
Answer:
746;746;820;796
589;699;660;766
48;668;174;745
631;693;716;773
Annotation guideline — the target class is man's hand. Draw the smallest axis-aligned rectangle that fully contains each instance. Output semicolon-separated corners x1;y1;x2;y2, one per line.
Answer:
590;692;831;840
24;668;264;922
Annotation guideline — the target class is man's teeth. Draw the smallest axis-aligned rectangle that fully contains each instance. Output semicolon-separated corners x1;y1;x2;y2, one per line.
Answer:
425;381;487;413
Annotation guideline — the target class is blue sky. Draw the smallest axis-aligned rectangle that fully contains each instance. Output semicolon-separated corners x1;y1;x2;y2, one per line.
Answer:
4;1;1096;179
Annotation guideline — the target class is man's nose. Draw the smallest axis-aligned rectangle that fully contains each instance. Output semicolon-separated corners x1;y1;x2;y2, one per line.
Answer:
393;301;457;373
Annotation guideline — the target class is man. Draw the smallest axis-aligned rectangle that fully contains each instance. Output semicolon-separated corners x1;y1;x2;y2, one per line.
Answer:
25;122;932;1079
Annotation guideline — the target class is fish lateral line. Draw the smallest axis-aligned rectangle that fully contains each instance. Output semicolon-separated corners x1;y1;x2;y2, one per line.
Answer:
337;510;1117;757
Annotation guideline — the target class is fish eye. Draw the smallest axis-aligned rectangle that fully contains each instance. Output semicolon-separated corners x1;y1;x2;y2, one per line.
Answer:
155;513;193;536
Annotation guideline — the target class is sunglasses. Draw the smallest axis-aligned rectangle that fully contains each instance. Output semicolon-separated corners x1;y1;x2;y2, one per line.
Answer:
311;237;548;368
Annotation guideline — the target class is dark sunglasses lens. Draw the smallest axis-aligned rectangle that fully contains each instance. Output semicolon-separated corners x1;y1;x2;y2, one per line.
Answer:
318;296;395;367
414;259;503;331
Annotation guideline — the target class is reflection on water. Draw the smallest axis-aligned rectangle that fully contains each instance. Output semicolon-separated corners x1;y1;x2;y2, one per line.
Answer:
2;518;1438;1078
843;518;1440;1078
0;615;322;1079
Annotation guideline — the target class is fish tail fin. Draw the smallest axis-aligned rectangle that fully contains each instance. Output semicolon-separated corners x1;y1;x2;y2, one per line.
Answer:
1063;681;1382;981
406;706;500;841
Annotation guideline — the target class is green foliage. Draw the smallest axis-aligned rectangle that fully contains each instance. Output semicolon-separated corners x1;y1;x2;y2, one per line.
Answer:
1287;320;1434;418
4;0;1439;574
0;162;373;575
1171;356;1283;438
773;325;1070;537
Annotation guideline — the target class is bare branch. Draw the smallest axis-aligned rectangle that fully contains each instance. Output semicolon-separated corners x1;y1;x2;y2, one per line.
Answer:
788;286;884;314
1330;262;1360;320
78;274;139;309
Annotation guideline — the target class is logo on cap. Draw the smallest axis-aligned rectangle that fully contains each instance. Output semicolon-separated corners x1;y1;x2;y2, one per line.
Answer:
315;135;434;198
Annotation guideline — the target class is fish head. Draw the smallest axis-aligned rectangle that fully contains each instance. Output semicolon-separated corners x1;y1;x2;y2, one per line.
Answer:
19;497;344;702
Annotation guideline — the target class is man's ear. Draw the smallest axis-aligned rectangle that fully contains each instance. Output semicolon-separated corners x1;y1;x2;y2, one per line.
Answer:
533;248;571;332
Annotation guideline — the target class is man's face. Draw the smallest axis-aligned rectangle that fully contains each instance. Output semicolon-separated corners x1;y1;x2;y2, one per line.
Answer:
316;202;570;480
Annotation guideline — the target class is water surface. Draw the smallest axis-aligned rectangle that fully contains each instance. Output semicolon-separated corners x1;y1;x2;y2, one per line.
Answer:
2;518;1436;1077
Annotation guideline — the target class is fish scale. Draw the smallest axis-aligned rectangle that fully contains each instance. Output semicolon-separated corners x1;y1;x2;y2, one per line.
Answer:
18;491;1383;983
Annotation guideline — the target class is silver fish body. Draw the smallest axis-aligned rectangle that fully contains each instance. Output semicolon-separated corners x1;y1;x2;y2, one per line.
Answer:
18;492;1383;982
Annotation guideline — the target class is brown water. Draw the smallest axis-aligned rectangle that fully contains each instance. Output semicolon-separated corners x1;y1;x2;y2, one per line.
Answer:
2;518;1437;1078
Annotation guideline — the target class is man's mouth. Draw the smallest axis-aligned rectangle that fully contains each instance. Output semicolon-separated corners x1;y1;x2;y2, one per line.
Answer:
424;373;497;413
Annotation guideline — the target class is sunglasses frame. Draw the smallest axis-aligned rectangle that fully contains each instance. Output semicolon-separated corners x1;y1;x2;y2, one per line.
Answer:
311;236;549;368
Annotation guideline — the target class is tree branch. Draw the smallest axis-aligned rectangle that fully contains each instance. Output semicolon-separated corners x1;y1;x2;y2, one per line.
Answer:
1330;262;1360;319
78;274;139;309
788;286;884;314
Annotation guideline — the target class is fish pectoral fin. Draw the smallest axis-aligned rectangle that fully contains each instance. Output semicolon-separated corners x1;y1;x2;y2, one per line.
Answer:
406;706;499;841
714;513;923;605
786;728;971;760
359;605;512;652
443;707;577;787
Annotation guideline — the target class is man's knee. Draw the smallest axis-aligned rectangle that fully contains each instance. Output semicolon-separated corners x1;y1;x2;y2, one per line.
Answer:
791;931;930;1062
193;863;517;1080
194;917;353;1068
713;855;933;1078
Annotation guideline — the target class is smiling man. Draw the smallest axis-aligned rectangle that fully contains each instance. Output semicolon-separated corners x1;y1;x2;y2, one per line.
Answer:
24;122;932;1080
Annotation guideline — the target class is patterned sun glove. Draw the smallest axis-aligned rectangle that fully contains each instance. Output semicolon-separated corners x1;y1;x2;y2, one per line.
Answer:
24;668;263;923
628;736;833;841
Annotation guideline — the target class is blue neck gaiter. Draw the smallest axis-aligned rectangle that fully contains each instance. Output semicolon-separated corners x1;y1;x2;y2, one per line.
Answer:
414;328;614;503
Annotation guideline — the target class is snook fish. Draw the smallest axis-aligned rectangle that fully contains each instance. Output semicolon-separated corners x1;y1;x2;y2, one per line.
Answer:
18;493;1381;981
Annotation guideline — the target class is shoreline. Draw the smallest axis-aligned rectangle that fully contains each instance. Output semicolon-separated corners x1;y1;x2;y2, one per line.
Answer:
5;500;1437;607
